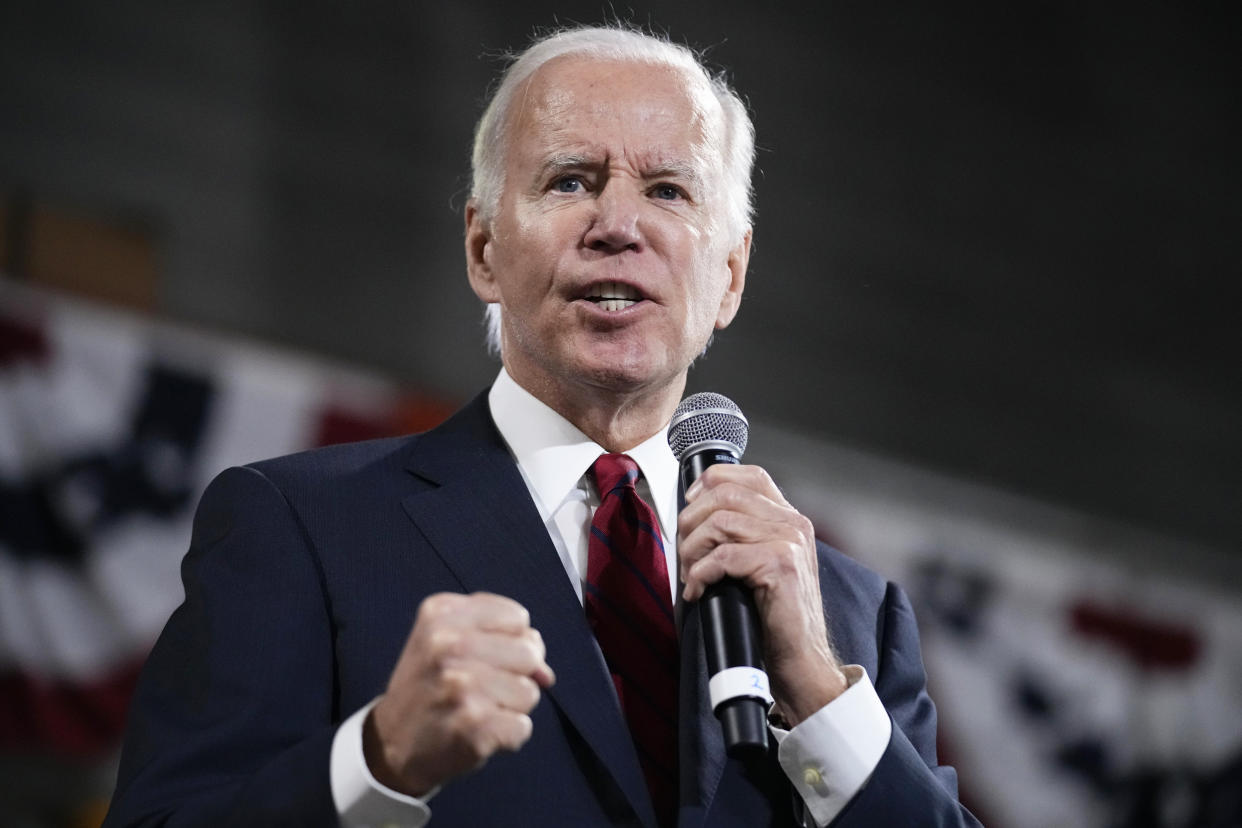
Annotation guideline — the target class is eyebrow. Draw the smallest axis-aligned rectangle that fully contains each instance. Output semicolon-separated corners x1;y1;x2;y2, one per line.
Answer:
538;154;594;179
645;161;705;191
537;154;707;190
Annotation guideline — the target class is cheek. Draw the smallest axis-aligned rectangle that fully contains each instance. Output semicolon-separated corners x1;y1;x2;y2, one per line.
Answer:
693;283;725;318
688;250;732;307
501;212;577;283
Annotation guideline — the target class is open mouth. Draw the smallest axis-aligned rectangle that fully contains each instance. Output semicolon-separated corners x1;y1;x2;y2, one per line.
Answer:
584;281;643;311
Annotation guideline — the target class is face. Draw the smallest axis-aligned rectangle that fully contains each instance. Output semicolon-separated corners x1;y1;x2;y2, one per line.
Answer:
465;56;749;409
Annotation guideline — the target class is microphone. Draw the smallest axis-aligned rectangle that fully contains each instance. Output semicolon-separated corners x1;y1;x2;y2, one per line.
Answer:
667;392;771;757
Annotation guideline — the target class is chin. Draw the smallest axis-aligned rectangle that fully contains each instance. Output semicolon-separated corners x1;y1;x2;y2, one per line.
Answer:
571;352;683;397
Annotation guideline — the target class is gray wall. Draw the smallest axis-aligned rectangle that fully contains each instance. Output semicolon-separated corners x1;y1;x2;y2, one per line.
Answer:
2;2;1237;555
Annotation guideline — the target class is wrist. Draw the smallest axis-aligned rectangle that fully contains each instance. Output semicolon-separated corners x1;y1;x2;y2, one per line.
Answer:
362;704;436;797
775;659;849;726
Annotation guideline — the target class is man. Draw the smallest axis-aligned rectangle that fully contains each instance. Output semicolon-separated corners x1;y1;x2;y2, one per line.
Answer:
105;25;979;827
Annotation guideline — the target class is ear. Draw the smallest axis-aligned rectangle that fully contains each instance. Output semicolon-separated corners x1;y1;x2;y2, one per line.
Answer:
714;229;751;330
464;199;501;303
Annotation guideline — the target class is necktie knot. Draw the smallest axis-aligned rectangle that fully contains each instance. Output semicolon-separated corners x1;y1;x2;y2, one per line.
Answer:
590;453;641;499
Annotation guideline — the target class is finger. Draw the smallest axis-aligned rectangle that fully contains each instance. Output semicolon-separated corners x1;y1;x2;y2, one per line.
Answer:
512;627;556;687
442;695;535;762
438;629;552;680
682;503;799;551
679;480;795;540
685;464;789;506
458;662;545;714
680;540;767;601
678;505;809;580
681;538;808;602
474;708;534;755
417;592;533;634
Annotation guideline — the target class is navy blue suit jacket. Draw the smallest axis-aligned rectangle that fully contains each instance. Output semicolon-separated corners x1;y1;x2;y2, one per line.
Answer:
105;392;978;826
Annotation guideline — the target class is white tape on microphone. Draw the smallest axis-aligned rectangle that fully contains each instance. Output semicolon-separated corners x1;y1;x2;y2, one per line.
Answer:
708;666;774;711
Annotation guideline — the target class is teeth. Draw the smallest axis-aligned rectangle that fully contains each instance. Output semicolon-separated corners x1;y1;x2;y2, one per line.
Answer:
595;281;640;301
588;281;641;311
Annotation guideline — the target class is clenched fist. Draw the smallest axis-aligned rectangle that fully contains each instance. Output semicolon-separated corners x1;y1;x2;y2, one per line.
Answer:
363;592;555;796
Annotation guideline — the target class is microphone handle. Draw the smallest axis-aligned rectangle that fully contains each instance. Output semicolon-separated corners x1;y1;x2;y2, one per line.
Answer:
681;448;770;757
702;580;770;756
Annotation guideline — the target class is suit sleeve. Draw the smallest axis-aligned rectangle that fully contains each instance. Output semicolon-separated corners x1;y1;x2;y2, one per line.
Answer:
830;581;981;827
103;466;340;827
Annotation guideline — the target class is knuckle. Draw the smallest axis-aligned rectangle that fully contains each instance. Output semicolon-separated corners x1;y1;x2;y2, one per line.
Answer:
496;712;533;750
420;592;456;621
701;505;726;531
717;484;745;510
518;628;539;651
708;510;732;539
521;636;544;667
490;594;530;627
718;508;745;537
516;675;541;709
506;640;533;672
795;513;815;538
702;543;729;570
775;541;802;572
440;667;473;700
512;712;534;744
427;627;464;660
455;697;489;733
748;465;773;485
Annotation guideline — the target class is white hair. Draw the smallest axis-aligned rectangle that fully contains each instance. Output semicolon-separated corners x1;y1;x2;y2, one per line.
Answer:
469;25;757;355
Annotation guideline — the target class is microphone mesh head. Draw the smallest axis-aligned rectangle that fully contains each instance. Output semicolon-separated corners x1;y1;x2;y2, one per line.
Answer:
667;392;749;461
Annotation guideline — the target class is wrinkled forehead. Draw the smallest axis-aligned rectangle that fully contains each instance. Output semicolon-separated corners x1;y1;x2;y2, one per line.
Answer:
506;55;727;163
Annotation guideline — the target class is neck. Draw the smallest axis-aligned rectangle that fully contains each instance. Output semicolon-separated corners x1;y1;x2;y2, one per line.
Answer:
504;366;686;453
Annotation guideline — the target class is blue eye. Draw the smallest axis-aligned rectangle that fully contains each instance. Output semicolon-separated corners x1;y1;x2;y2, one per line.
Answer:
553;177;583;193
653;184;682;201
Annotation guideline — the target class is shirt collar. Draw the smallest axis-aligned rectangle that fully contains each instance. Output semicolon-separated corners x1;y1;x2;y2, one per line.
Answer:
487;368;680;543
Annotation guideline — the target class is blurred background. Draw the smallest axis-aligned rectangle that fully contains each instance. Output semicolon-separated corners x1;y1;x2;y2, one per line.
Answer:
1;2;1238;826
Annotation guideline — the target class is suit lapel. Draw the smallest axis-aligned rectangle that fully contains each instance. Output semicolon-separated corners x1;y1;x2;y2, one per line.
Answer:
399;394;657;828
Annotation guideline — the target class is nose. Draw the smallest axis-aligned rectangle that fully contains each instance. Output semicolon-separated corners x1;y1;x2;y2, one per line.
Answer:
583;182;642;252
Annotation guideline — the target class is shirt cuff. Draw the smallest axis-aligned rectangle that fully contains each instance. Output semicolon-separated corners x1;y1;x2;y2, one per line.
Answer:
330;697;435;828
771;665;891;827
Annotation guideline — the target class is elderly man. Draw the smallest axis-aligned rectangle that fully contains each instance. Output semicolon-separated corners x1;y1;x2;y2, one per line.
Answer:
105;25;978;828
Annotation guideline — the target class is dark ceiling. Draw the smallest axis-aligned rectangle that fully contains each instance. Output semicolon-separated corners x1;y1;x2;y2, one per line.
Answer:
1;3;1238;552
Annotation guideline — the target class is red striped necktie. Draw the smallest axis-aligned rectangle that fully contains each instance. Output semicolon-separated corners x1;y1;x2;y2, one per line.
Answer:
585;453;679;828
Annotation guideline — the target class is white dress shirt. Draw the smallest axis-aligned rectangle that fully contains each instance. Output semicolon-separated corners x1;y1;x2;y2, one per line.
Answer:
331;368;891;827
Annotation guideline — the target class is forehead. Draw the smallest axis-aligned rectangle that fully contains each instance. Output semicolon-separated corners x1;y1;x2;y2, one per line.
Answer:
505;56;724;166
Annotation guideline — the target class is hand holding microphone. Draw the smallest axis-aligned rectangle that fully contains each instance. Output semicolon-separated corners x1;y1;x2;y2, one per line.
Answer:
670;393;848;756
